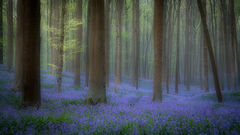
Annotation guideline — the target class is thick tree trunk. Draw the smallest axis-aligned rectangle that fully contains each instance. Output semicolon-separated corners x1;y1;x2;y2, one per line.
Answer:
13;0;23;92
0;0;3;64
197;0;223;103
7;0;13;71
85;0;91;87
57;0;66;92
74;0;82;87
87;0;106;104
20;0;41;107
153;0;164;102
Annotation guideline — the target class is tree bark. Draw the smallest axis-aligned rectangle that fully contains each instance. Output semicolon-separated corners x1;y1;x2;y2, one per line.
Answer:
0;0;3;64
85;0;91;87
105;0;111;88
57;0;66;92
114;0;123;92
87;0;106;104
175;0;181;94
230;0;239;90
74;0;82;87
20;0;41;107
197;0;223;103
7;0;13;71
153;0;164;102
13;0;23;92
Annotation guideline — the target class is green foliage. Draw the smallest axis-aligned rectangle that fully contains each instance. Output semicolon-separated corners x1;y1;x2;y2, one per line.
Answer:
42;84;55;89
0;112;72;135
61;99;84;106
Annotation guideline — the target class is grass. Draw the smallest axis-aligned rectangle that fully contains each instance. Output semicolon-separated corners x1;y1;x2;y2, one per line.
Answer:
0;112;73;135
42;83;55;89
61;99;85;106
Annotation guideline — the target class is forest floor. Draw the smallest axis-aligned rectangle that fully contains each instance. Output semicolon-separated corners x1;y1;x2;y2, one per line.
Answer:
0;65;240;135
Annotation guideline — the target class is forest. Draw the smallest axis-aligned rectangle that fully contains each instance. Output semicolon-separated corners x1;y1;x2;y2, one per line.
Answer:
0;0;240;134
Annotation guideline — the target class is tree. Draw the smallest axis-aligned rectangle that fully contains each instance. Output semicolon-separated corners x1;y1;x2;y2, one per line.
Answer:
74;0;82;87
7;0;13;71
20;0;41;107
114;0;123;92
175;0;181;94
131;0;140;89
86;0;106;104
220;0;231;90
184;0;191;90
202;0;209;92
197;0;223;103
105;0;111;88
57;0;66;92
13;0;23;92
153;0;164;102
0;0;3;64
85;0;91;87
229;0;239;90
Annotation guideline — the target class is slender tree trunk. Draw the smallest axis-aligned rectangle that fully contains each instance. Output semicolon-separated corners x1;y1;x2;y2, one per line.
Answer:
201;0;209;92
153;0;164;102
197;0;223;103
87;0;106;104
51;0;59;74
0;0;3;64
135;0;140;89
175;0;181;94
85;0;91;87
20;0;41;107
184;0;191;90
220;0;231;90
57;0;66;92
7;0;13;71
74;0;82;87
105;0;111;88
114;0;123;92
124;3;129;76
230;0;238;90
131;0;136;87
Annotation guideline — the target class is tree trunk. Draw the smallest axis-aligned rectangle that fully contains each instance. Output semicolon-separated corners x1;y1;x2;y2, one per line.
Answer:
0;0;3;64
135;0;140;89
20;0;41;107
85;0;91;87
175;0;181;94
57;0;66;92
7;0;13;71
105;0;111;88
153;0;164;102
87;0;106;104
220;0;231;90
114;0;123;92
197;0;223;103
201;0;209;92
13;0;23;92
131;0;136;87
230;0;239;90
74;0;82;87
